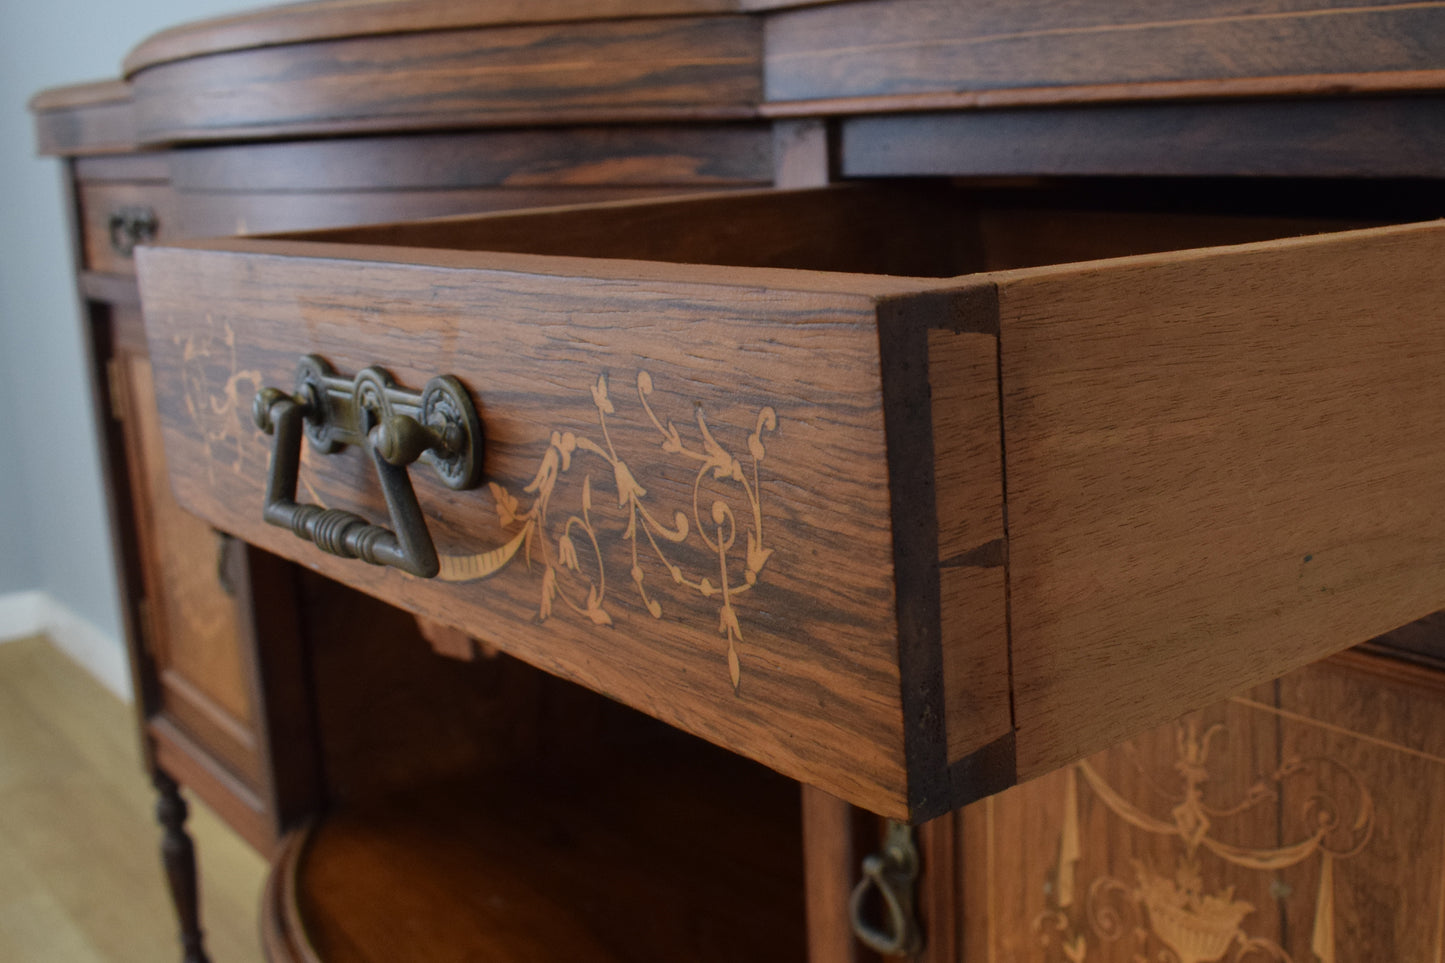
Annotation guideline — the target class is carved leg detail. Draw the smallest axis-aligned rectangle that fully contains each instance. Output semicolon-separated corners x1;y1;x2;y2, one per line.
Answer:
154;771;212;963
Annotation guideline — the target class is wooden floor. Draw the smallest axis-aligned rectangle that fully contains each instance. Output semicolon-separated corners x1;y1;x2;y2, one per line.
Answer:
0;634;266;962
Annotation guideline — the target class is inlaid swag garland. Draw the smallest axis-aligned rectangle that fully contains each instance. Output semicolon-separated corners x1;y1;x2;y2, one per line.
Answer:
1033;721;1375;963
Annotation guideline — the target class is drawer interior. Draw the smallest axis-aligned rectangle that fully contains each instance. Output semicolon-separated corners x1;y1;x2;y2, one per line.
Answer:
279;178;1432;277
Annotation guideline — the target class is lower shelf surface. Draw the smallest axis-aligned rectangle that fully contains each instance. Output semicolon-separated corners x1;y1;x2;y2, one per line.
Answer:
267;750;807;962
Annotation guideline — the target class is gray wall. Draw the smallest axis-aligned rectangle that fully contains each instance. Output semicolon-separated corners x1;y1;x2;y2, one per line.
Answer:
0;326;37;596
0;1;255;644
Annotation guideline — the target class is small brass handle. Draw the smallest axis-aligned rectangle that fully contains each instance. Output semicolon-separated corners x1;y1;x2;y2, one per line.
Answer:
108;206;158;257
849;820;923;957
252;356;483;578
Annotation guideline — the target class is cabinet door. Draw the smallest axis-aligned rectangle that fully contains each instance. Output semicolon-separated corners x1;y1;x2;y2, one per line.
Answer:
954;649;1442;963
107;305;316;849
117;349;257;773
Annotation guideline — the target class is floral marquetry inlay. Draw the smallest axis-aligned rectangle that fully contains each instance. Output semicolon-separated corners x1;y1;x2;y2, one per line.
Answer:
174;317;262;488
436;371;778;692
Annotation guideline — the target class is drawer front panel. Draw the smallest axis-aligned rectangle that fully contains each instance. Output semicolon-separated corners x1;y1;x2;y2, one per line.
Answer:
80;181;174;276
140;247;927;816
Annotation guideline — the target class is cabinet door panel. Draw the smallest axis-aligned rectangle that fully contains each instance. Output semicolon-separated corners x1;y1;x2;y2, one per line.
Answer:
117;350;260;786
960;651;1443;962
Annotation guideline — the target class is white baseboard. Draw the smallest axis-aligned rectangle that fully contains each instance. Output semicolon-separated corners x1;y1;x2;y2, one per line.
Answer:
47;600;132;703
0;590;47;642
0;589;131;702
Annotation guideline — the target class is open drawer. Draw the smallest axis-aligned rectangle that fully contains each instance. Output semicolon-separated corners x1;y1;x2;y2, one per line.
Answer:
136;182;1445;821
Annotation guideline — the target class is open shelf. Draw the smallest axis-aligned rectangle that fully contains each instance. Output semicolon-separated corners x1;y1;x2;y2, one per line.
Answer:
266;574;808;962
269;754;804;962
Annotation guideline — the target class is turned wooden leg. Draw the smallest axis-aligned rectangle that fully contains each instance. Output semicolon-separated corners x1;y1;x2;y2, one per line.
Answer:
154;771;211;963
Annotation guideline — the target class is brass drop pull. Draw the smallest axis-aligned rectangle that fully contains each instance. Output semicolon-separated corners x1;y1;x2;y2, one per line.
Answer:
252;355;482;578
849;820;923;957
108;206;158;257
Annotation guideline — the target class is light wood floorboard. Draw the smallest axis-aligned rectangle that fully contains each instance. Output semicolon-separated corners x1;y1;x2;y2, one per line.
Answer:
0;634;266;962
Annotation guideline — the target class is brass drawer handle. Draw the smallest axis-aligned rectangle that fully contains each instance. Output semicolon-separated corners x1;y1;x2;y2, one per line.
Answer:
251;355;482;578
108;205;158;257
849;820;923;956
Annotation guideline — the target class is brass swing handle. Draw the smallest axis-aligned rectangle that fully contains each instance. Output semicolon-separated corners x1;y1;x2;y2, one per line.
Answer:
849;820;924;957
251;356;483;579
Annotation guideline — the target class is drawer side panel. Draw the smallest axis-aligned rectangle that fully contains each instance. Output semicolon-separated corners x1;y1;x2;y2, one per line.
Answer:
998;220;1445;781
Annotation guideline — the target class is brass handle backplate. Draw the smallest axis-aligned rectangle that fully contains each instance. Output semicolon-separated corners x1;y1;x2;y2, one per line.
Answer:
849;820;924;957
252;355;482;578
108;206;158;257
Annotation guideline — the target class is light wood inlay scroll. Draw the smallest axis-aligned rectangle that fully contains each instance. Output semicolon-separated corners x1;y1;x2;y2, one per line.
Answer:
434;370;777;693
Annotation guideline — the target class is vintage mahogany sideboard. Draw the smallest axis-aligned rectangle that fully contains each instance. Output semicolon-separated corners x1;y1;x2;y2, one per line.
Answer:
32;2;1445;960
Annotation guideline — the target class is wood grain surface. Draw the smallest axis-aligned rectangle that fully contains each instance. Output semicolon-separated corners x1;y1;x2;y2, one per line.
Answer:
167;126;773;193
172;187;740;241
839;97;1445;181
996;219;1445;781
955;649;1445;962
123;0;745;75
763;69;1445;118
136;182;1445;825
929;327;1011;772
252;588;810;962
960;680;1287;963
929;329;1002;565
130;16;761;144
939;566;1010;768
801;786;866;963
277;759;804;962
138;236;959;817
165;125;772;239
765;0;1445;103
1270;654;1445;961
225;543;323;845
275;184;983;279
74;154;169;184
31;83;138;157
117;354;260;788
